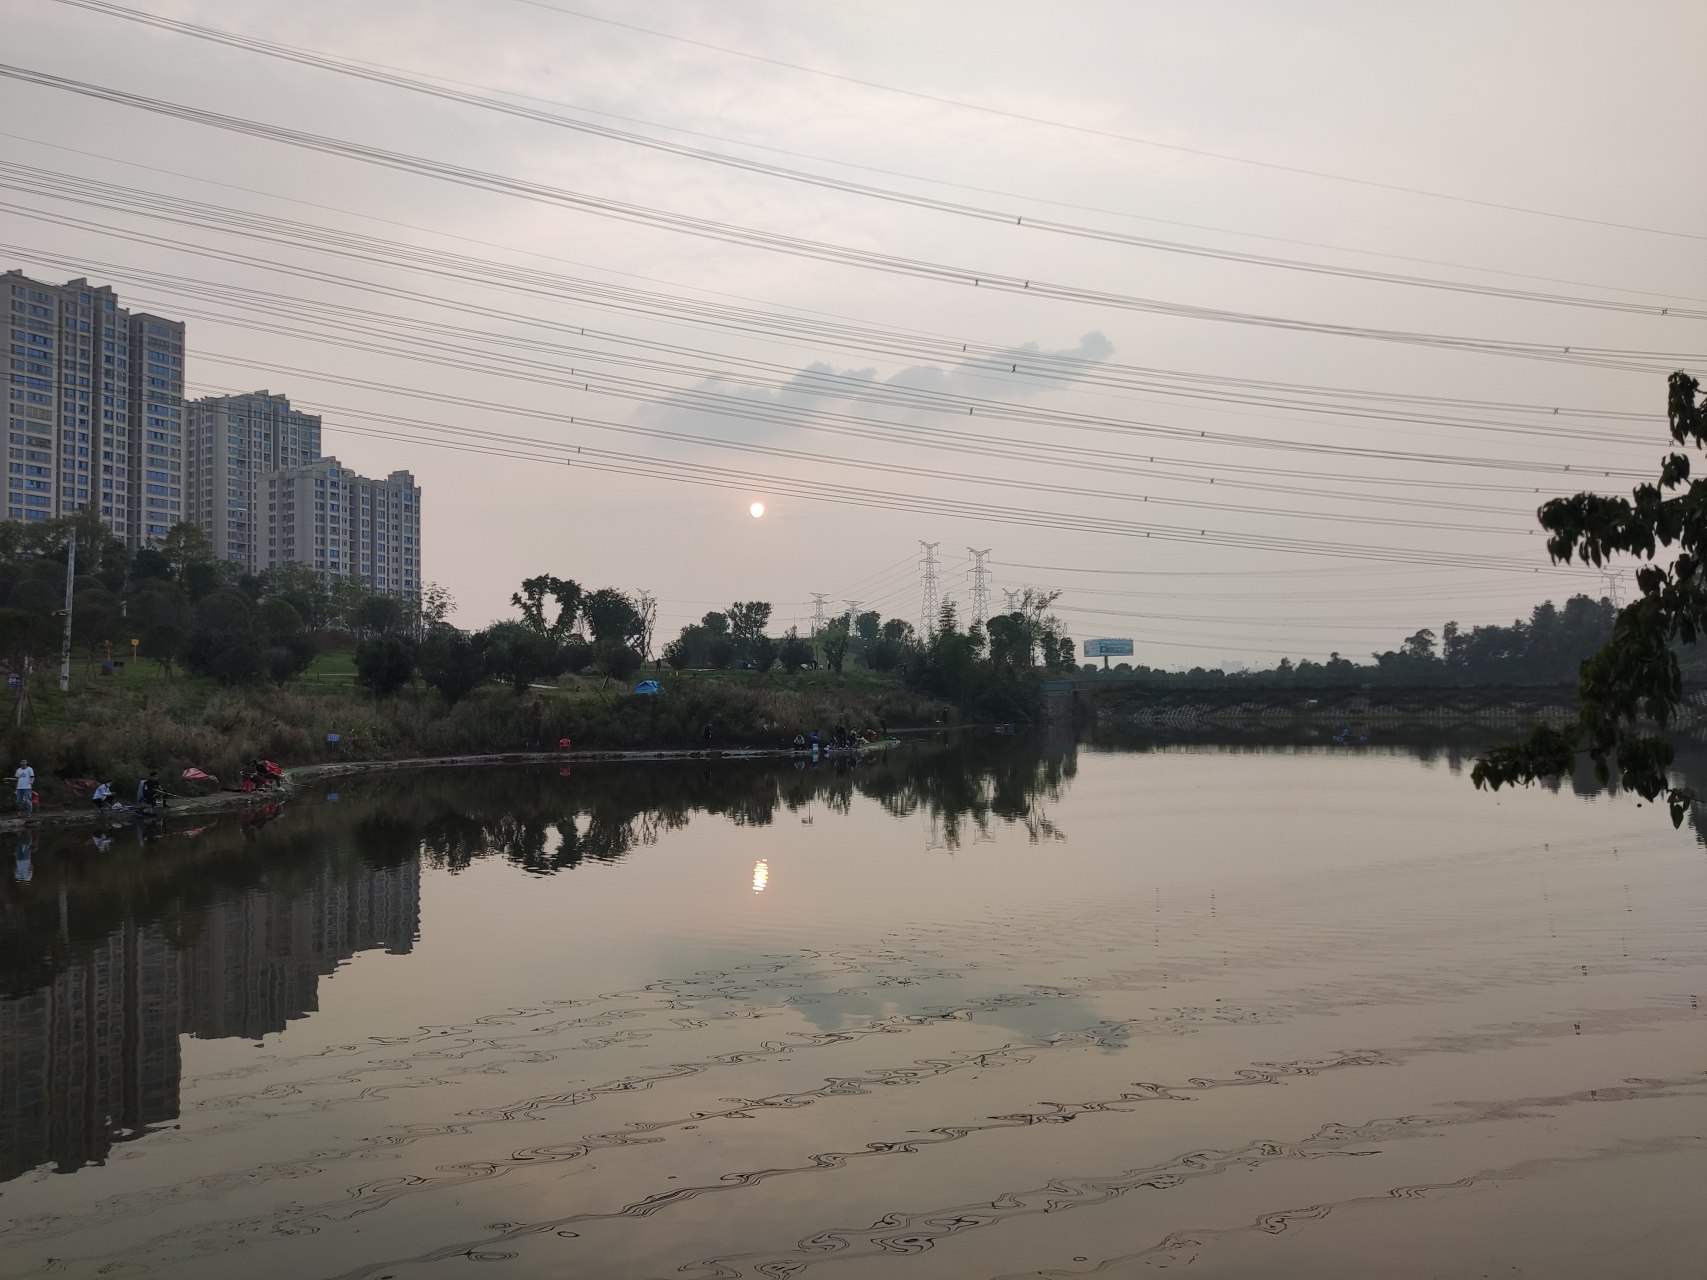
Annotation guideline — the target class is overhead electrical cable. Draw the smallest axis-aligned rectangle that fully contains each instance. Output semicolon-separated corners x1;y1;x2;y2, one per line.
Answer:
8;236;1653;524
182;354;1558;571
0;158;1657;426
2;67;1697;373
180;350;1537;538
501;0;1706;241
45;247;1649;496
40;0;1707;317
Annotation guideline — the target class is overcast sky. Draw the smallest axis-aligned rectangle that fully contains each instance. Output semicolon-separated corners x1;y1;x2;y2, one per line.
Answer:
4;0;1704;665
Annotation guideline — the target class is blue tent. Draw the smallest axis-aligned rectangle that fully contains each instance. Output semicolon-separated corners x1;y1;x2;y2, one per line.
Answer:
633;679;663;695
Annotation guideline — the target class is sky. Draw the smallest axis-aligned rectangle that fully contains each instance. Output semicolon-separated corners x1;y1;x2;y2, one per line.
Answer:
3;0;1705;666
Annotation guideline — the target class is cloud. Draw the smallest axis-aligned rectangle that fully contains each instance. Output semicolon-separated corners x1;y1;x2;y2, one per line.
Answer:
636;331;1116;443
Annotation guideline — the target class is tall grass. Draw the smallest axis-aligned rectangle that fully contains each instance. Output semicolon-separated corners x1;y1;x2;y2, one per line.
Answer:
1;670;944;805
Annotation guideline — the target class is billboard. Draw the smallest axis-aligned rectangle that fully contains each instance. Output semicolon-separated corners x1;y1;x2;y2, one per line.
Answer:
1083;638;1134;657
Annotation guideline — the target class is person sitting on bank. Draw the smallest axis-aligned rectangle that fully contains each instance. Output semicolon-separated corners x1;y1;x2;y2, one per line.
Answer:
91;781;115;812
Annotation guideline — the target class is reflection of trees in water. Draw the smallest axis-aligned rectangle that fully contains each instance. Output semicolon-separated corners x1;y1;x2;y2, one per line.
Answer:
1094;724;1707;847
372;734;1079;872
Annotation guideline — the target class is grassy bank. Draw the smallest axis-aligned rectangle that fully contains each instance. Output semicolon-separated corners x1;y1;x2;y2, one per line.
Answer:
1;658;947;807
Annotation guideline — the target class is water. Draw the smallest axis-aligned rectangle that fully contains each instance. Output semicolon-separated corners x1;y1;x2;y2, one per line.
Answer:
1;732;1703;1278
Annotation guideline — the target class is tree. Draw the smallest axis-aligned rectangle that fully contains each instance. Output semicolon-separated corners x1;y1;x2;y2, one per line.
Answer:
260;563;330;630
778;627;813;672
130;546;173;584
255;598;316;685
583;587;645;648
512;574;582;638
561;635;596;674
133;581;192;679
71;584;119;676
180;590;263;685
258;598;305;645
986;613;1029;672
749;633;778;674
327;575;371;632
0;607;56;725
263;646;301;689
819;617;850;673
662;635;693;670
353;593;407;638
416;581;456;639
355;635;415;697
727;601;771;662
418;629;489;704
483;621;564;693
596;638;644;687
158;522;212;579
1475;372;1707;825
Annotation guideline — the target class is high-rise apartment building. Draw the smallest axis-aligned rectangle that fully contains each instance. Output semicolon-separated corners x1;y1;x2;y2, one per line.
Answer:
352;467;422;599
187;391;322;571
265;457;421;600
5;271;184;544
126;311;186;545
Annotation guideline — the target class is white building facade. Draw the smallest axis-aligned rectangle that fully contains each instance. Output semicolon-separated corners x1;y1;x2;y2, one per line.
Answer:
265;457;421;600
4;270;184;544
188;391;322;572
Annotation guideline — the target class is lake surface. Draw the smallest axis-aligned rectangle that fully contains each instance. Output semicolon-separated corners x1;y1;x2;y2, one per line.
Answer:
2;732;1704;1278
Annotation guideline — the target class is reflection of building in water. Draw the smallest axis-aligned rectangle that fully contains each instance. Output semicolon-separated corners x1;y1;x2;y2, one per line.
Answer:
0;920;181;1180
0;856;419;1182
179;859;420;1039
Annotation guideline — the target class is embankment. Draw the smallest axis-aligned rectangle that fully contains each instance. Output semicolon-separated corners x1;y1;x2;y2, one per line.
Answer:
1;670;947;813
1082;683;1707;729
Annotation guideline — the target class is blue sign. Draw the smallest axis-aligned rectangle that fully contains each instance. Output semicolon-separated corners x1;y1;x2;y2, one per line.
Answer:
326;733;342;745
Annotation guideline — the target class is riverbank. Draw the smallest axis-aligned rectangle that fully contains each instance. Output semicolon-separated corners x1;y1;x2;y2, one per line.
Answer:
0;735;937;833
1088;683;1594;727
0;659;950;814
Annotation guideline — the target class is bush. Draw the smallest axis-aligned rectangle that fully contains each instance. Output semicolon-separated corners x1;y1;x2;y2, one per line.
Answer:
355;636;416;697
418;630;489;704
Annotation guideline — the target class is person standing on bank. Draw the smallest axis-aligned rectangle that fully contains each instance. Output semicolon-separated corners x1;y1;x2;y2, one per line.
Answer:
13;759;33;814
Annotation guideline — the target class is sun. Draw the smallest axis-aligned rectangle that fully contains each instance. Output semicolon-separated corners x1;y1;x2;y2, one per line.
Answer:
749;502;766;519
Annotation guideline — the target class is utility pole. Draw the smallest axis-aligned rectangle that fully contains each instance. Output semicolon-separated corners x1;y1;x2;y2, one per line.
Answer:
810;593;828;632
58;526;76;693
967;548;990;628
919;541;940;636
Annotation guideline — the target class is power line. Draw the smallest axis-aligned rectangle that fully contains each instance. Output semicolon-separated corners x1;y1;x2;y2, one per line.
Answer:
25;250;1639;535
2;160;1663;429
503;0;1706;241
42;2;1706;316
3;69;1696;374
12;239;1653;520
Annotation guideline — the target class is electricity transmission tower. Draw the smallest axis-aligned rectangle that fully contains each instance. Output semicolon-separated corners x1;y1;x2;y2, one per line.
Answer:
967;548;990;628
1002;588;1021;612
810;593;828;632
919;542;940;636
844;599;862;626
1601;571;1625;607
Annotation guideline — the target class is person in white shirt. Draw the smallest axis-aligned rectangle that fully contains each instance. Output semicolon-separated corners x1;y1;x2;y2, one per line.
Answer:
91;781;114;812
13;760;34;814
